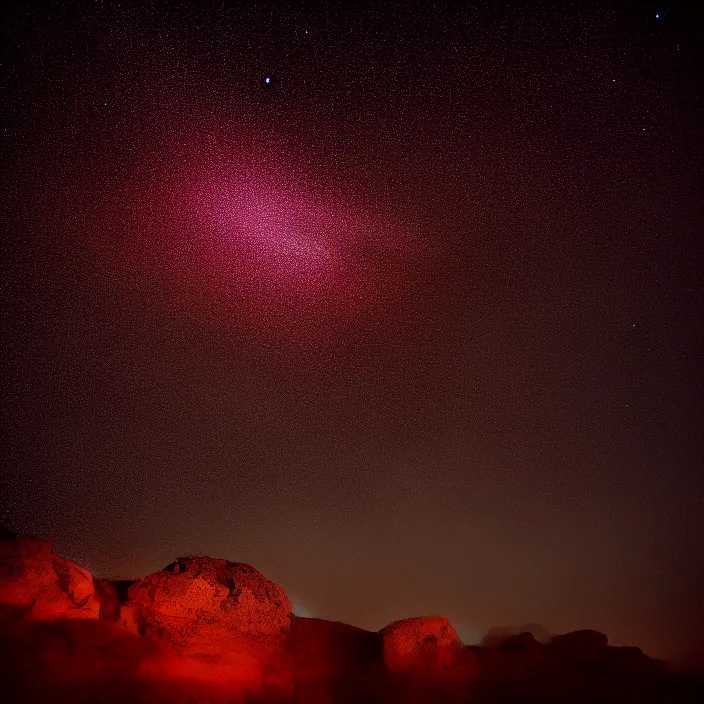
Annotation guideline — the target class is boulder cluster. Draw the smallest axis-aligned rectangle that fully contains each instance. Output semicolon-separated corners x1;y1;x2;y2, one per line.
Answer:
0;528;700;703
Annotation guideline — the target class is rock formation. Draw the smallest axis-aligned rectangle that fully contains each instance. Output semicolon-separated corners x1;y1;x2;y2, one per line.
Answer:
0;528;700;704
549;628;608;652
379;616;463;676
481;622;551;646
0;528;100;621
118;556;292;652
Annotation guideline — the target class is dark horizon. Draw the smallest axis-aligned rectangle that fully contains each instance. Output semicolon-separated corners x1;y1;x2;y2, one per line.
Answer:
2;1;702;663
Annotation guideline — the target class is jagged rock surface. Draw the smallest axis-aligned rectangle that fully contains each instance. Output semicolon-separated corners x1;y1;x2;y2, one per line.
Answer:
0;530;700;704
0;529;99;620
379;616;466;675
118;556;293;653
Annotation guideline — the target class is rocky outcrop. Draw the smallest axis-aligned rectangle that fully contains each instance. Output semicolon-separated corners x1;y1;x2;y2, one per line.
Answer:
0;529;99;620
378;616;478;703
500;631;542;653
481;622;552;647
117;556;293;653
0;530;694;704
550;629;608;653
379;616;466;675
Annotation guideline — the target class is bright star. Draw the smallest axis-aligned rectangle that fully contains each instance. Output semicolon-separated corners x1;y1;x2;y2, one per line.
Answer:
264;77;271;84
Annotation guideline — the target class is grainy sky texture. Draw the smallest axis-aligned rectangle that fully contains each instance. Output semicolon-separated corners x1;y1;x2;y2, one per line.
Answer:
2;1;702;661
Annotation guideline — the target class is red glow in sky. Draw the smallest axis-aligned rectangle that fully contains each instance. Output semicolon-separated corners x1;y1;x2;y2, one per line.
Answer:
121;140;415;341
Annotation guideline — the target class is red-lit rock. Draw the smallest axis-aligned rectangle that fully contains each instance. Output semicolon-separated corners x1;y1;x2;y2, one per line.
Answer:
379;618;478;703
119;556;293;653
0;530;682;703
379;616;465;676
0;530;99;620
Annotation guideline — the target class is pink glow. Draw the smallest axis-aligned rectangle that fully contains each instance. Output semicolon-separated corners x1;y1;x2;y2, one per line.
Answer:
108;133;418;342
196;172;337;288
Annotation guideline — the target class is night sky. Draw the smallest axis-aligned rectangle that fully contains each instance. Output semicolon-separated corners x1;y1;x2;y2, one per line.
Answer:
2;1;702;662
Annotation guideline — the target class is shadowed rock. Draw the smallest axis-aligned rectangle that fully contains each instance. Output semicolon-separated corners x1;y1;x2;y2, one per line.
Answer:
550;629;608;653
94;578;133;622
481;622;551;647
288;616;384;702
500;631;542;653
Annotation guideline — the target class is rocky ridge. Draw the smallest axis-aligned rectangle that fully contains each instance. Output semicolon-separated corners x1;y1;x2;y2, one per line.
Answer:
0;528;700;703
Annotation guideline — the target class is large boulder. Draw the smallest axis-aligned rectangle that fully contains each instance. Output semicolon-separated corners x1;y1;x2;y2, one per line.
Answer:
119;556;293;653
0;529;99;620
379;616;466;676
